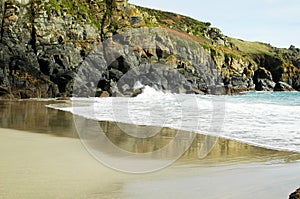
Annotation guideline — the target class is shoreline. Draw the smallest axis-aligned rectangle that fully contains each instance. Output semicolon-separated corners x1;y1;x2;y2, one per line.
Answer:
47;96;300;155
1;99;300;162
0;100;300;198
1;127;300;198
2;99;299;162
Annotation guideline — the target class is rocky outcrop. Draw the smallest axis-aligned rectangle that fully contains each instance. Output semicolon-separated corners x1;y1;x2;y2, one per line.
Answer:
211;50;255;94
290;188;300;199
274;81;295;91
0;0;147;98
137;5;300;93
72;27;225;97
253;67;275;91
0;0;299;99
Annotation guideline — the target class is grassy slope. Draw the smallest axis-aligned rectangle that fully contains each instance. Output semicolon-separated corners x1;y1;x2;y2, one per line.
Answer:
44;0;106;29
39;1;299;84
136;5;213;46
229;38;274;56
137;5;298;64
136;5;300;88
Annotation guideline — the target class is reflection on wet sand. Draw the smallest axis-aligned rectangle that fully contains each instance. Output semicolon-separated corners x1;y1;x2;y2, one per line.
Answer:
97;120;300;164
0;100;299;165
0;100;77;138
1;100;300;198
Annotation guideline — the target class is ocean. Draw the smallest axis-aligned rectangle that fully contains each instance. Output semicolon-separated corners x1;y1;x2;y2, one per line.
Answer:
48;87;300;153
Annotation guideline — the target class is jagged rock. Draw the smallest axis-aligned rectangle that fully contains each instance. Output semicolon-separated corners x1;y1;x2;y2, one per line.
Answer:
131;88;144;97
0;0;145;98
205;28;231;47
254;67;275;91
0;86;13;99
230;76;249;89
255;79;276;91
0;0;299;99
274;81;295;91
289;188;300;199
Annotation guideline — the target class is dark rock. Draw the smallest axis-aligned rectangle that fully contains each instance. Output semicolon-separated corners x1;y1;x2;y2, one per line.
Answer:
289;188;300;199
274;81;295;91
131;16;143;26
0;86;13;99
0;0;140;98
223;76;255;94
1;0;299;99
293;80;300;91
256;79;276;91
0;86;10;95
254;67;273;80
57;96;71;101
230;76;249;89
253;54;284;83
254;67;276;91
131;88;144;97
109;68;124;81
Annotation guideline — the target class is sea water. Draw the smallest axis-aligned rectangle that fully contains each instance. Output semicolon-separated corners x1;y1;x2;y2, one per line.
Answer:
48;87;300;152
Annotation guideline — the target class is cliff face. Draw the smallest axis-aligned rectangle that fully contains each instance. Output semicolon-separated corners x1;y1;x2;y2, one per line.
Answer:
0;0;141;98
0;0;299;99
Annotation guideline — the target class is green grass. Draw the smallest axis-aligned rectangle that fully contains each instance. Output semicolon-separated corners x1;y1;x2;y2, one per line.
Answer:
136;6;211;38
44;0;105;29
229;38;274;56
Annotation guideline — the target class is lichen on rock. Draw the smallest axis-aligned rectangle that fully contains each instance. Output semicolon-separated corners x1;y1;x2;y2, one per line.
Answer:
0;0;299;99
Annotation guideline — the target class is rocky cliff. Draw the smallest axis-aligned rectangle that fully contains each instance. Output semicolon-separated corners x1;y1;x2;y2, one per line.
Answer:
0;0;299;99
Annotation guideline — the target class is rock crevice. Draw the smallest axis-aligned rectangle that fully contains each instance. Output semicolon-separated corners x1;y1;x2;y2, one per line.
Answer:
0;0;299;99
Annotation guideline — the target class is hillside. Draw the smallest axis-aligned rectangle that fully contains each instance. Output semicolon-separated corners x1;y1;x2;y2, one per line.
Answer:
138;6;300;92
0;0;299;99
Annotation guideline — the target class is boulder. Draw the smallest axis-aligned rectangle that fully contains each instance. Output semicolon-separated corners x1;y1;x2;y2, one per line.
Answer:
254;67;276;91
256;79;276;91
274;81;295;91
289;188;300;199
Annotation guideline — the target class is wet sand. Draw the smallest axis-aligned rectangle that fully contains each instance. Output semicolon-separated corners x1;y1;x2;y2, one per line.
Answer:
0;100;300;198
0;128;128;198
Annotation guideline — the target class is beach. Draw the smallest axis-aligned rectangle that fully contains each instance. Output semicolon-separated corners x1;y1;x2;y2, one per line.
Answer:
0;100;300;198
1;0;300;198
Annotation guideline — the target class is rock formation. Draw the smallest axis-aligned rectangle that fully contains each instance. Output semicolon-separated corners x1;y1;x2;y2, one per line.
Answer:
0;0;299;99
290;188;300;199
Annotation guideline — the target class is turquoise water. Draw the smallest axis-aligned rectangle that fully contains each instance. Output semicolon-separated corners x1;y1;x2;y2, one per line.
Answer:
231;91;300;106
49;88;300;152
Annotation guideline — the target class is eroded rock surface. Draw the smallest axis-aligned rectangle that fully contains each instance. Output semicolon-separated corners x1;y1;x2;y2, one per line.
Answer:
0;0;299;99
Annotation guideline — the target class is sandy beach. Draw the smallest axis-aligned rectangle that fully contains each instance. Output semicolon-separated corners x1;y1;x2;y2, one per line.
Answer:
0;128;128;198
0;100;300;198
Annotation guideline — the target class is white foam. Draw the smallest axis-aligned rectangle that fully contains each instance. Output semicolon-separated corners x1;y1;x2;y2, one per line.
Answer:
136;86;171;98
48;89;300;153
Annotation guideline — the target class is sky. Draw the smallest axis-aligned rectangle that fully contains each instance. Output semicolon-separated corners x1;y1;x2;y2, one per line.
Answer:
129;0;300;48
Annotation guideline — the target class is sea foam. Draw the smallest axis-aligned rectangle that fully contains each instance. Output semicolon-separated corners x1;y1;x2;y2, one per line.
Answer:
48;87;300;152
